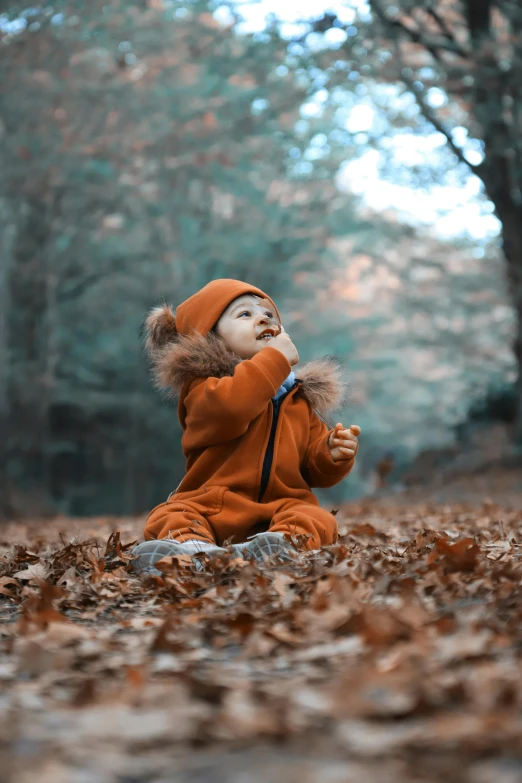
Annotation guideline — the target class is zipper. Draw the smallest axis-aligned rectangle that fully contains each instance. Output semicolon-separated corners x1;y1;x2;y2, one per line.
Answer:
257;381;299;503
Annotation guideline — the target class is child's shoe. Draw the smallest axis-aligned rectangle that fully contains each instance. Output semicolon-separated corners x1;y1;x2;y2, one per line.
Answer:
233;532;296;564
131;538;223;575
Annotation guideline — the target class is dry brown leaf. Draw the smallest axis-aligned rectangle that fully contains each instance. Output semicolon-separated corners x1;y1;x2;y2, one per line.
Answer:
2;493;522;776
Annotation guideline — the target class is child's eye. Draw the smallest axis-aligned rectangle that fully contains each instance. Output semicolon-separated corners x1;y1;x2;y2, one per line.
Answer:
238;311;274;318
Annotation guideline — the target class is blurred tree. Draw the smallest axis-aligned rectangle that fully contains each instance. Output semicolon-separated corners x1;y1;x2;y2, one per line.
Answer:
0;1;367;517
301;2;522;442
2;2;517;517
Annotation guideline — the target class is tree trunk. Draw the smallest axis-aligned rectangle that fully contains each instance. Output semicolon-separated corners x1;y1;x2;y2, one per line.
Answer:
501;210;522;444
5;193;55;518
0;197;16;519
513;302;522;444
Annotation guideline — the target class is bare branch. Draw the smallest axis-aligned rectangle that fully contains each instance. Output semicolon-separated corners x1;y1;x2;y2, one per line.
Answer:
400;69;478;173
424;6;470;58
370;2;479;174
370;0;468;62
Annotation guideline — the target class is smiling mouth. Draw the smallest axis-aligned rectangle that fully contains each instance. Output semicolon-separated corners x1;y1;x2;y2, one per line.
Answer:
256;330;276;341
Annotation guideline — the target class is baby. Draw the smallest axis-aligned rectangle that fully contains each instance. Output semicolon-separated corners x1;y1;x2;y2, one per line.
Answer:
132;279;360;574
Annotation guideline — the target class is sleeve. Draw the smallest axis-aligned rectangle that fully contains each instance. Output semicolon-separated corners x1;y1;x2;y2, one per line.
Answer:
182;346;292;448
301;406;355;489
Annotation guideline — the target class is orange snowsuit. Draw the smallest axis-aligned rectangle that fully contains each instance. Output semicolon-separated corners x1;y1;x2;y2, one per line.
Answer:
143;280;355;550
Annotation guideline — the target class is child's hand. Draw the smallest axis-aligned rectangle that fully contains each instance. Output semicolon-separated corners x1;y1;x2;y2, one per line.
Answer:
265;325;299;366
328;423;361;463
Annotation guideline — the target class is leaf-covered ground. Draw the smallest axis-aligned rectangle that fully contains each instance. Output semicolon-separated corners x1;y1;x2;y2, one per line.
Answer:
2;485;522;782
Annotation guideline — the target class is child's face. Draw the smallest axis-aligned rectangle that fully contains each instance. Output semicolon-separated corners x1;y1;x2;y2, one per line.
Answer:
215;294;281;360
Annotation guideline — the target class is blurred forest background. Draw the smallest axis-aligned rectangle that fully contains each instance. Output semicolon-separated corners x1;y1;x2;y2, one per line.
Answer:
1;0;521;519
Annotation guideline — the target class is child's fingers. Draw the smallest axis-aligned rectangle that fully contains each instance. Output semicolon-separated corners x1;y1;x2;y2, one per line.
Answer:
332;424;360;439
330;424;343;443
332;441;357;452
334;430;358;442
330;424;359;459
332;439;358;456
338;447;356;457
337;447;355;458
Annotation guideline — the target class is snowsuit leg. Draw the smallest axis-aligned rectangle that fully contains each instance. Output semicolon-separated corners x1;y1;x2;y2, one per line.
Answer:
144;487;265;545
268;500;338;549
143;487;228;543
144;490;338;550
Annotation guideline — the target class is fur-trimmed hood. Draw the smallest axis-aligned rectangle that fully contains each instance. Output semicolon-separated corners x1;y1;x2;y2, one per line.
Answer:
144;305;349;416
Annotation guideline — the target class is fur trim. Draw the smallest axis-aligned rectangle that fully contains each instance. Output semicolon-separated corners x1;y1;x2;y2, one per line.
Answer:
143;303;178;353
149;332;241;397
148;332;349;415
296;356;350;414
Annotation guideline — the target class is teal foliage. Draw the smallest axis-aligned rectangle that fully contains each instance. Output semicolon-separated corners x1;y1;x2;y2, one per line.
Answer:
0;0;367;516
2;2;516;517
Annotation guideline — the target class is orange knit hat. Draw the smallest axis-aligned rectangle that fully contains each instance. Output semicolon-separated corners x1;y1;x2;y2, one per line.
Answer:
144;279;281;350
176;279;281;336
